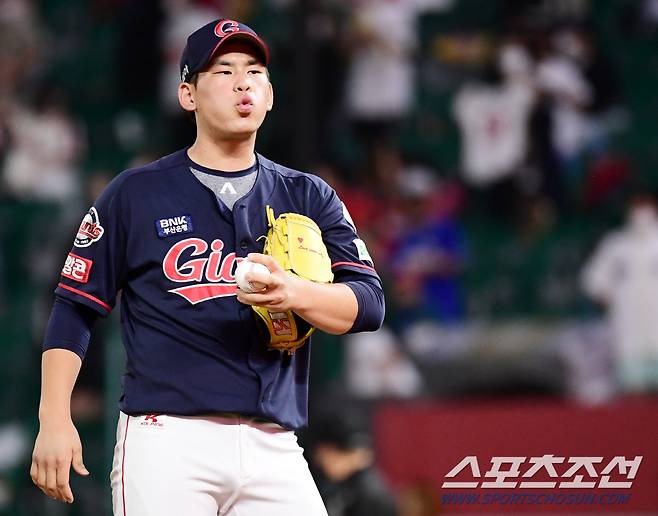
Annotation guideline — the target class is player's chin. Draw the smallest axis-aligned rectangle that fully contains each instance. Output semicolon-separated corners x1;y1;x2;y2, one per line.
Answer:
227;122;260;139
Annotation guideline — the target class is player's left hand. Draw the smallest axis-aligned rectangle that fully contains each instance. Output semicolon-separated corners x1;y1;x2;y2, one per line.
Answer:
236;253;302;312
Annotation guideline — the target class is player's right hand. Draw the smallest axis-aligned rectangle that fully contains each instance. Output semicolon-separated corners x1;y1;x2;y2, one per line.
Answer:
30;418;89;503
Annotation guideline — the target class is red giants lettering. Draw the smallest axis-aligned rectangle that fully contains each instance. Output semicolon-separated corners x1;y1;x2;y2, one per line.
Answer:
163;238;244;304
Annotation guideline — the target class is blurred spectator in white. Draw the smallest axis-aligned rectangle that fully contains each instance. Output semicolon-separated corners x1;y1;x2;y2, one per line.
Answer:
529;26;626;212
554;28;627;187
581;193;658;392
536;30;593;168
453;40;535;222
344;326;423;399
343;0;452;181
2;84;83;203
454;41;535;187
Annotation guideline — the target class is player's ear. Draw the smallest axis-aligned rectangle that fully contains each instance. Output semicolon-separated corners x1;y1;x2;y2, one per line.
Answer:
178;82;196;113
266;82;274;112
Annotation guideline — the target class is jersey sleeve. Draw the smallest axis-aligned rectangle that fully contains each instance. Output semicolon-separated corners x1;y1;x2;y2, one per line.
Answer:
311;180;380;281
55;176;128;316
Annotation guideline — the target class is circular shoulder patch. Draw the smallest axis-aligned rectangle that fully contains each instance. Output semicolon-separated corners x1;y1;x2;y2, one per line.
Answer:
74;207;105;248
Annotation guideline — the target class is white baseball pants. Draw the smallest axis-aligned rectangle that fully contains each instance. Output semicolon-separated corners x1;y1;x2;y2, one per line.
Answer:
110;412;328;516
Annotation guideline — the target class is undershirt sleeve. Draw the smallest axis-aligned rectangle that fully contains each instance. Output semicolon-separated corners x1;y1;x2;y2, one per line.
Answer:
42;296;99;360
334;270;385;333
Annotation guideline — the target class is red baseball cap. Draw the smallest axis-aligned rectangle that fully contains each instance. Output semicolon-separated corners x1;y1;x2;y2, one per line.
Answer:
180;19;270;83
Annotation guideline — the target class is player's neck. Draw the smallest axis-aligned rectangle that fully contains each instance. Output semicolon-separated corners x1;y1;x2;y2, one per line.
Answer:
187;134;257;171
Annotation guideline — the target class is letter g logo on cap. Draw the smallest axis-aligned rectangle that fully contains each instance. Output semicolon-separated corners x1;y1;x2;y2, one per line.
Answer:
215;20;240;37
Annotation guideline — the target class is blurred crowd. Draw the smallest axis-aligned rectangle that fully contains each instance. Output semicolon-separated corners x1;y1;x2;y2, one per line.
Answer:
1;0;658;514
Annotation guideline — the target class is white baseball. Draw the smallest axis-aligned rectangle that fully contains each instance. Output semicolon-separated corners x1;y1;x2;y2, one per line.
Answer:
235;260;270;293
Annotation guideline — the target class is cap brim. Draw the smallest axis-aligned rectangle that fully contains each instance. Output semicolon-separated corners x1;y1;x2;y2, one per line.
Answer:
209;32;270;66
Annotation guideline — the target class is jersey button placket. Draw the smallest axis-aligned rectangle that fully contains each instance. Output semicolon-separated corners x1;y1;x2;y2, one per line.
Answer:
237;204;250;251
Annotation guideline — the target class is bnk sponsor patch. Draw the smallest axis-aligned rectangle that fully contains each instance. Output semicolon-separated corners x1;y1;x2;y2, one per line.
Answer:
61;253;93;283
156;215;193;238
75;207;104;247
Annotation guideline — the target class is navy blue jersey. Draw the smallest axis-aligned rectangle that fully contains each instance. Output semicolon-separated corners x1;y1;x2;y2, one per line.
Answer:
55;149;380;429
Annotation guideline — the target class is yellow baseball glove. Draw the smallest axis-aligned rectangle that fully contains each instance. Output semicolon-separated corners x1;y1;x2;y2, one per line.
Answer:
252;205;333;354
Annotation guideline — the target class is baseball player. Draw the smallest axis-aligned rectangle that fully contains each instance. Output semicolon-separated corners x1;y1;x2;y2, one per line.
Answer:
30;19;384;516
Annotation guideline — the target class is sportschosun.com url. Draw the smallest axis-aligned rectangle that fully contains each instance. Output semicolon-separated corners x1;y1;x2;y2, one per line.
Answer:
440;492;631;506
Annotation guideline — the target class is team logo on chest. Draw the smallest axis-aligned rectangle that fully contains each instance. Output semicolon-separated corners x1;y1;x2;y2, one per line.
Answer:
162;238;244;304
